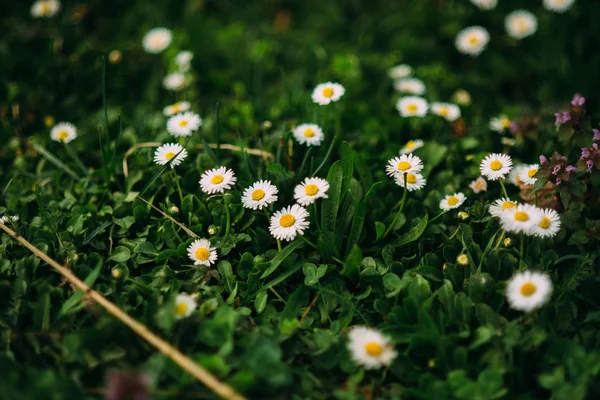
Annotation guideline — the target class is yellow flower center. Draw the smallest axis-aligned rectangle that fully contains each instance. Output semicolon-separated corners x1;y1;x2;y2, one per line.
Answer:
211;175;224;184
407;104;418;113
469;36;478;45
179;120;189;127
528;169;538;178
440;107;449;116
397;161;411;171
251;189;265;201
516;19;527;33
322;87;334;98
304;128;315;138
41;3;50;14
539;217;551;229
514;211;529;222
195;248;210;261
173;104;181;113
490;160;503;171
176;302;188;316
502;201;517;210
57;131;69;141
165;152;176;160
476;181;483;189
280;213;295;228
502;118;511;128
305;184;319;196
520;282;537;297
447;196;459;206
457;255;468;265
406;173;417;184
365;342;383;356
405;141;415;149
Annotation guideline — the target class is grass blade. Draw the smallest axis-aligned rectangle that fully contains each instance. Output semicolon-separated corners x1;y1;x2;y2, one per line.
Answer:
33;143;81;181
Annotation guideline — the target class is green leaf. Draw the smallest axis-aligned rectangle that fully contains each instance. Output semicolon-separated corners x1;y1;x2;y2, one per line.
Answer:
260;240;304;279
340;141;354;198
342;245;362;282
59;262;102;317
345;182;382;258
32;143;81;181
254;292;268;314
321;160;343;232
109;246;131;262
375;221;385;242
392;214;429;247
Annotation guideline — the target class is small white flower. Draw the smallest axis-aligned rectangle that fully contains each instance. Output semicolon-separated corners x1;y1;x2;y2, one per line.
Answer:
175;293;197;319
386;154;424;177
163;72;187;91
154;143;187;168
167;112;202;137
311;82;345;105
506;270;552;312
0;215;19;224
439;193;467;211
50;122;77;143
293;123;324;147
163;101;191;116
393;78;426;95
505;10;538;40
519;164;540;186
399;139;424;155
31;0;60;18
430;102;461;122
388;64;413;79
175;51;193;66
469;0;497;10
242;180;279;210
456;254;469;266
470;176;488;193
395;172;426;192
396;96;428;118
490;115;512;133
480;153;513;181
142;27;172;54
489;197;518;217
347;326;397;369
452;89;472;106
294;177;330;206
458;211;469;220
498;204;543;235
543;0;576;13
455;26;490;56
187;238;218;266
269;204;310;241
199;167;237;195
533;208;561;238
508;164;528;186
502;137;517;147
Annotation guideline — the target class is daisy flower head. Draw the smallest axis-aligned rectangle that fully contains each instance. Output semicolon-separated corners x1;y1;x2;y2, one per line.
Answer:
506;270;552;312
0;215;19;224
519;164;540;186
347;326;397;369
31;0;60;18
455;26;490;56
142;27;172;54
199;167;237;195
396;96;428;118
312;82;345;105
508;164;528;186
533;208;561;238
175;51;193;66
163;72;186;91
293;123;324;147
294;177;330;206
480;153;513;181
439;193;467;211
187;238;218;266
154;143;187;168
388;64;413;79
163;101;191;117
269;204;310;241
175;293;197;319
430;102;461;122
452;89;472;106
456;254;469;266
50;122;77;143
498;204;543;235
489;197;518;217
505;10;538;40
469;0;497;10
543;0;576;13
393;78;426;95
470;176;488;193
400;139;424;154
395;172;426;192
167;111;202;137
242;180;278;210
490;115;512;133
386;154;424;177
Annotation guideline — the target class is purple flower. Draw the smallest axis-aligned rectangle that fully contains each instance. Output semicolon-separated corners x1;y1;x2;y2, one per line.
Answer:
555;177;562;185
566;165;578;173
554;112;571;126
593;129;600;142
509;121;520;134
587;160;594;172
552;164;562;175
571;93;585;107
594;143;599;151
539;155;548;164
581;148;590;159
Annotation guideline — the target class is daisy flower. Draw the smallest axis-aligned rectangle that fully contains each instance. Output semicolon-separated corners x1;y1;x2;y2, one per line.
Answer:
439;193;467;211
508;164;528;186
0;215;19;224
388;64;413;79
490;115;512;133
469;0;497;10
543;0;576;13
311;82;345;105
519;164;540;185
458;211;469;220
498;204;542;235
269;204;310;241
50;122;77;143
142;27;172;54
163;72;186;91
167;112;202;137
294;177;330;206
386;154;424;177
293;123;324;146
187;238;218;266
506;270;552;312
176;51;193;66
163;101;191;116
242;180;279;210
505;11;538;40
456;254;469;266
399;139;424;154
452;89;472;106
153;143;187;168
533;208;561;238
393;78;426;95
479;153;513;181
199;167;236;195
175;293;197;319
395;172;426;192
31;0;60;18
469;176;488;193
347;326;397;369
396;96;428;118
430;102;461;122
489;197;518;217
455;26;490;56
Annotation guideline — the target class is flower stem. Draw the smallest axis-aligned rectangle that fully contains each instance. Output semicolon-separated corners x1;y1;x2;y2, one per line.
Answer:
493;230;506;250
519;234;525;270
172;169;184;203
313;203;321;231
300;236;344;264
383;175;408;238
223;194;231;235
428;211;447;225
499;178;509;198
276;239;282;252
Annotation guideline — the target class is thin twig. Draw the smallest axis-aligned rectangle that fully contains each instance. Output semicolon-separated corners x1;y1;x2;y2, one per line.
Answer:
137;197;198;238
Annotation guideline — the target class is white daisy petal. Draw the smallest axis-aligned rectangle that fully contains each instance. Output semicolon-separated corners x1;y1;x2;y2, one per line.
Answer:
396;96;428;118
176;51;194;66
508;164;528;186
187;238;218;266
393;78;426;95
242;180;279;210
154;143;187;168
479;153;513;181
498;204;543;235
175;293;197;319
199;167;237;195
167;112;202;137
0;215;19;224
31;0;60;18
269;204;310;241
490;115;512;133
293;123;324;147
470;176;488;193
439;193;467;211
386;154;424;177
143;27;172;54
543;0;576;13
311;82;345;105
294;177;330;206
455;26;490;56
163;72;187;91
388;64;413;79
50;122;77;143
395;172;426;192
488;197;518;217
347;326;397;370
519;164;540;186
399;139;424;155
506;270;552;312
469;0;497;10
533;208;561;238
163;101;191;117
430;102;461;122
505;10;538;40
